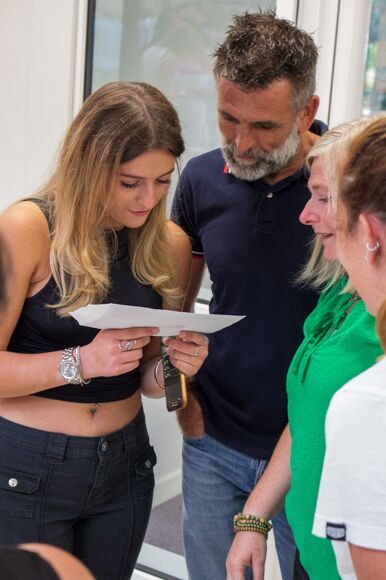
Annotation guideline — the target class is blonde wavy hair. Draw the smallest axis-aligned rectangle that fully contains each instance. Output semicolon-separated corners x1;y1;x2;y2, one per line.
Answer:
297;118;374;290
34;82;185;315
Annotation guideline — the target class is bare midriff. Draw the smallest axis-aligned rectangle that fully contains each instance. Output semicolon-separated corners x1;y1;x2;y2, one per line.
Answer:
0;390;142;437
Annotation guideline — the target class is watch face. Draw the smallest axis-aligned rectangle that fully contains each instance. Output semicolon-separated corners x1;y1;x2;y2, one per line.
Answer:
61;359;77;381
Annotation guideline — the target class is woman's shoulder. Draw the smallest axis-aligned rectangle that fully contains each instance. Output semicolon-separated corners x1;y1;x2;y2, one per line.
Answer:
1;200;49;235
0;200;50;267
325;360;386;460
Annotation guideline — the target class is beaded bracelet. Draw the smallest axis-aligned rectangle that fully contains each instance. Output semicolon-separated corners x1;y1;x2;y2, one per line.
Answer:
153;359;165;390
233;513;272;539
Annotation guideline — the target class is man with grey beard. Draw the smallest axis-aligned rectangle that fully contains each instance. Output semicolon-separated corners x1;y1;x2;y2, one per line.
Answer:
171;12;325;580
222;118;301;182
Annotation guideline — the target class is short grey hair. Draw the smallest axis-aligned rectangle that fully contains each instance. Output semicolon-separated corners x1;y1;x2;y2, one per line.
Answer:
213;11;318;112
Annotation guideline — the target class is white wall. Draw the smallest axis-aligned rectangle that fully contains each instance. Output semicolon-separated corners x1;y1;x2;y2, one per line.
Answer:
0;0;83;208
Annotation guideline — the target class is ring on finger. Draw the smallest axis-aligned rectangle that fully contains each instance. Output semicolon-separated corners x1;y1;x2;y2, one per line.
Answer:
193;345;200;357
118;339;137;352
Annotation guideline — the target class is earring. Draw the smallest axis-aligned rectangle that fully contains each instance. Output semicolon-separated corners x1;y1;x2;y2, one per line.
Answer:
365;241;380;262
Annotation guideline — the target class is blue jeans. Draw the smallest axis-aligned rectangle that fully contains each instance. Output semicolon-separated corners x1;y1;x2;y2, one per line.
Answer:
0;408;156;580
182;435;296;580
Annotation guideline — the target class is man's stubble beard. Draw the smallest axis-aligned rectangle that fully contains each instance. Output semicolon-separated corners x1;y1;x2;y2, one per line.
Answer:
221;120;301;182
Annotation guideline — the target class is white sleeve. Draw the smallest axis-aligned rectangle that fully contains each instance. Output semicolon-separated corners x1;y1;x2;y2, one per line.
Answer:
313;387;386;551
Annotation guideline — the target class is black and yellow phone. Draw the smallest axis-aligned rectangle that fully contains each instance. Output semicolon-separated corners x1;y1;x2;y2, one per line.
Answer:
161;341;188;412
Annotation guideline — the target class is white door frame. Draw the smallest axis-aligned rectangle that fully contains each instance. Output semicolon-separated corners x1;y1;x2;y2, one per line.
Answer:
297;0;373;126
328;0;372;126
297;0;340;124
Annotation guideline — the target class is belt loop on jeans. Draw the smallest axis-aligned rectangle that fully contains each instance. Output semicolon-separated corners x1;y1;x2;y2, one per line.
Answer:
44;432;67;464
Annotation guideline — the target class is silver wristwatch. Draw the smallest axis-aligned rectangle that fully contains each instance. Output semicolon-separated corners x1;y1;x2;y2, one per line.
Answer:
59;346;90;386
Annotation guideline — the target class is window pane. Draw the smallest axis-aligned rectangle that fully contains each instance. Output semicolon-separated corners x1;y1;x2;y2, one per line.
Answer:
362;0;386;116
92;0;276;160
91;0;276;301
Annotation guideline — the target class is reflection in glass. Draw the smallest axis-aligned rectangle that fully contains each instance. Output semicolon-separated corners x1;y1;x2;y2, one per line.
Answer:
91;0;276;161
363;0;386;115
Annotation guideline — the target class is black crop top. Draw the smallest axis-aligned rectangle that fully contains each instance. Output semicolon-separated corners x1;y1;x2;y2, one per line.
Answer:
8;200;162;403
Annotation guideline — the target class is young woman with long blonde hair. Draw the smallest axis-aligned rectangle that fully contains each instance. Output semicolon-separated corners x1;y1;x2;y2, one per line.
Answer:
0;81;208;579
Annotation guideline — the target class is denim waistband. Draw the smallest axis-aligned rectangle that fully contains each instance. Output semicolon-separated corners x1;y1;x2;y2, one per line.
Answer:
0;407;146;461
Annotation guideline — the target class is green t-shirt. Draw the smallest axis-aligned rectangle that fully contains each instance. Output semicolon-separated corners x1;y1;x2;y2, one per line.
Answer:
285;278;381;579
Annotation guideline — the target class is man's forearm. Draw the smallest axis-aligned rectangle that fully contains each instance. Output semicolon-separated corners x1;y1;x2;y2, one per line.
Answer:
177;388;205;436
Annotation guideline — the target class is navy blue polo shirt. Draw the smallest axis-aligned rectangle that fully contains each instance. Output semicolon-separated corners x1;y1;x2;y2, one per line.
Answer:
171;122;325;458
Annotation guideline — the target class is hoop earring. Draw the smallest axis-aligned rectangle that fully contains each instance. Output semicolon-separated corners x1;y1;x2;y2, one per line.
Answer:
365;241;380;262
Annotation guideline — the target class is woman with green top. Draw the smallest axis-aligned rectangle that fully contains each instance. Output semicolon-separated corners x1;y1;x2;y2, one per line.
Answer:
226;119;382;580
314;115;386;579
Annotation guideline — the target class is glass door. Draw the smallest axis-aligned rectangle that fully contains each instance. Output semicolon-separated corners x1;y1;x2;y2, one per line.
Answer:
86;2;296;577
